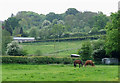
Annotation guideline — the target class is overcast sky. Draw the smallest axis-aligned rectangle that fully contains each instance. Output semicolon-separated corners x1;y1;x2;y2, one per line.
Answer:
0;0;119;21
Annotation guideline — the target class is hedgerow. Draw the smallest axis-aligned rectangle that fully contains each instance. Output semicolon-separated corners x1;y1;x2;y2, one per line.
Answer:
1;56;77;64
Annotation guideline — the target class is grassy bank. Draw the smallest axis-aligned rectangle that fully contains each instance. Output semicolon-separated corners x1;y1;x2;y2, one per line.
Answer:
21;40;88;57
2;64;118;81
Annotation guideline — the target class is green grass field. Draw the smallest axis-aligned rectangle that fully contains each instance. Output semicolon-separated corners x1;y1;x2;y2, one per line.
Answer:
21;40;89;57
2;64;118;81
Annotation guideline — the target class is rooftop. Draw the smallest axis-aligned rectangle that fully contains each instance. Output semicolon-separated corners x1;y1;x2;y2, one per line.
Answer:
13;37;35;40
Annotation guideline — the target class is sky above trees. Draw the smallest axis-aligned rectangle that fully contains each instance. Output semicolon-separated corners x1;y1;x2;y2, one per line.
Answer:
0;0;119;21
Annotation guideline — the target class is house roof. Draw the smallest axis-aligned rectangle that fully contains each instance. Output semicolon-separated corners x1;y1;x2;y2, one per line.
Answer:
71;54;80;57
13;37;35;40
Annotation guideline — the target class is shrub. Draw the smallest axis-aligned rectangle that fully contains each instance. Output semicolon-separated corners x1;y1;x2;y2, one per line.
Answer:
35;50;42;56
92;47;107;61
6;41;27;56
2;56;77;64
91;39;108;61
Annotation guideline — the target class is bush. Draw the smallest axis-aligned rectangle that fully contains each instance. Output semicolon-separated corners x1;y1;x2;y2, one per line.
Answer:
6;41;27;56
35;50;42;56
2;56;77;64
92;47;107;61
91;39;108;61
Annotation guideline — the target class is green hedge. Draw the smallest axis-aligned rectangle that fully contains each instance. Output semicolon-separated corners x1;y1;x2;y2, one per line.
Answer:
1;56;77;64
23;35;106;43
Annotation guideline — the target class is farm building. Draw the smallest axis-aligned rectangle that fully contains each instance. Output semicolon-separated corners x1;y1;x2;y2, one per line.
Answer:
13;37;35;42
71;54;80;57
102;58;118;65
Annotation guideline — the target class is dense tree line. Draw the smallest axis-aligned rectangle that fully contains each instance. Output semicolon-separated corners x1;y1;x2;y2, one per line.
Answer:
2;8;109;39
78;11;120;61
1;9;119;61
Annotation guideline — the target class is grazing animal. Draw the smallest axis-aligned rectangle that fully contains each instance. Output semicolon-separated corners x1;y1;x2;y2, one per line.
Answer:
84;60;95;67
74;60;83;68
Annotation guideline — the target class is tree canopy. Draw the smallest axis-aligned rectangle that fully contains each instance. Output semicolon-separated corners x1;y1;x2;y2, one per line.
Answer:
2;8;109;39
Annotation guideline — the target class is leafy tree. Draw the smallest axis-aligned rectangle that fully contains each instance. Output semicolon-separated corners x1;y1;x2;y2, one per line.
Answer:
6;41;27;56
46;12;62;22
52;19;58;25
83;26;91;33
2;29;12;55
65;8;79;15
78;41;93;61
13;27;20;36
91;40;107;61
2;10;110;40
57;20;65;25
105;11;120;59
79;11;98;28
16;11;45;29
64;15;78;30
42;20;51;27
3;16;20;35
19;27;23;35
93;12;109;30
19;18;28;30
29;27;39;38
52;24;65;38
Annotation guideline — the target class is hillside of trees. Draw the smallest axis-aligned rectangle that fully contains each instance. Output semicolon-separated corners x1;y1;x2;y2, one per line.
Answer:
2;8;109;40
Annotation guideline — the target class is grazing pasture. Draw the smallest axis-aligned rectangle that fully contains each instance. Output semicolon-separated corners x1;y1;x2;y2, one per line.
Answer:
2;64;118;81
21;40;87;57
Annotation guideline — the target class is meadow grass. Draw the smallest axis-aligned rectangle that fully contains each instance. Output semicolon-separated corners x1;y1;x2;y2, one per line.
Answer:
21;40;89;57
2;64;118;81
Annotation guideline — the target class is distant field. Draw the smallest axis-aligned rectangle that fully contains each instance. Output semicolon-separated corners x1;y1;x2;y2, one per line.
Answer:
21;40;89;57
2;64;118;81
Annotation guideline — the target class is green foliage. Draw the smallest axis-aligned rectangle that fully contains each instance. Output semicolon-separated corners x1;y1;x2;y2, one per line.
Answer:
105;29;119;58
93;12;109;30
34;50;42;56
65;8;79;15
91;40;107;61
16;11;45;28
92;47;106;61
42;20;51;27
52;24;65;37
19;27;23;35
6;41;27;56
83;26;91;33
2;29;12;55
2;9;109;40
78;41;93;61
46;12;62;22
13;27;20;36
29;27;39;38
89;27;98;34
91;39;105;50
2;56;75;64
64;15;78;30
105;11;120;59
3;16;20;35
